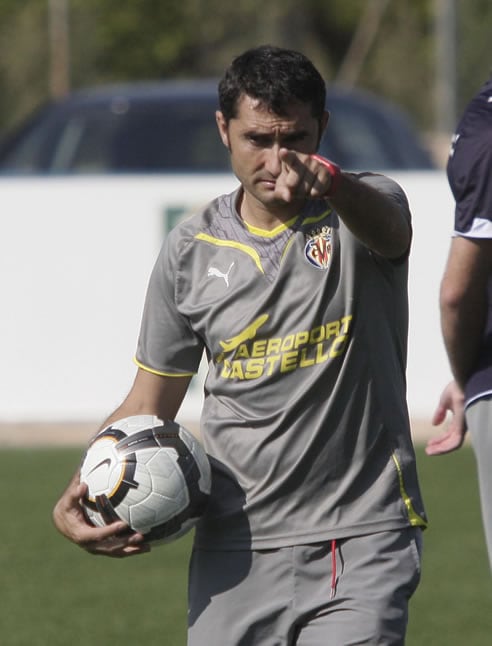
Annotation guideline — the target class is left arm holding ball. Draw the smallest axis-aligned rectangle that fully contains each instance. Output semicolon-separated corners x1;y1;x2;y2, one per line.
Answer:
52;368;192;558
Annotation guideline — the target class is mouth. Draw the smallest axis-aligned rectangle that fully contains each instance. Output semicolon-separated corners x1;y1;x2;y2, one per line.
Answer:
257;177;277;190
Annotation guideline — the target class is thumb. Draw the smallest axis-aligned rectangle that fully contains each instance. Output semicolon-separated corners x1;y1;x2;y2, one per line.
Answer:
431;402;447;427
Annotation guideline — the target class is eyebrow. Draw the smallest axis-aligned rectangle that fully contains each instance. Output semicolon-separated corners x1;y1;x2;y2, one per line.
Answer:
243;128;311;140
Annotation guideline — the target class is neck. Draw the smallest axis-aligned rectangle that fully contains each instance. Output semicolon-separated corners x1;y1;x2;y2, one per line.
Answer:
238;190;303;232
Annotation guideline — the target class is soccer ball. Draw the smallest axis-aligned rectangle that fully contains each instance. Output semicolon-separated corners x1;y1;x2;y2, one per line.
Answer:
80;415;211;543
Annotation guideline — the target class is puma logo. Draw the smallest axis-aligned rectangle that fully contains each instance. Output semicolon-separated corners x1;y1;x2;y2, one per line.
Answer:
207;262;235;287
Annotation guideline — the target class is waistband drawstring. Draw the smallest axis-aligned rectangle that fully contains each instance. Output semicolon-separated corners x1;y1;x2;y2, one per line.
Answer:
330;539;337;599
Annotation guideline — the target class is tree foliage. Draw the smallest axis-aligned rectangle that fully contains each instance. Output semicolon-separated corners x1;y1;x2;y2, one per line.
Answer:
455;0;492;112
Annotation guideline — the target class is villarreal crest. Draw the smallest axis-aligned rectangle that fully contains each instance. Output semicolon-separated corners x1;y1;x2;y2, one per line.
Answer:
304;227;333;269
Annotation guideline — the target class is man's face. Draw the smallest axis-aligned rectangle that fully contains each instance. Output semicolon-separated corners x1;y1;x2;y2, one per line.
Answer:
216;94;328;215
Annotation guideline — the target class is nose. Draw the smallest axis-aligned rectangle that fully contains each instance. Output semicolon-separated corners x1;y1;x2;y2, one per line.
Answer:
264;144;282;176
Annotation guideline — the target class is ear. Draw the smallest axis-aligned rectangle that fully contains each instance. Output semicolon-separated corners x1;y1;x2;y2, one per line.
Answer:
216;111;230;149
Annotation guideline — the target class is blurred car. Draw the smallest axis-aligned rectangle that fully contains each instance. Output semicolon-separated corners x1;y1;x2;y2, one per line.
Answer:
0;79;435;174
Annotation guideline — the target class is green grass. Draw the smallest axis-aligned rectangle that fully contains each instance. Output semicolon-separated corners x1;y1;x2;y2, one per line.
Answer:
407;446;492;645
0;448;190;646
0;446;490;645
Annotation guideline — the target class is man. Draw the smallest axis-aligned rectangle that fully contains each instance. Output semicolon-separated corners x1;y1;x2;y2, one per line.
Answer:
427;74;492;569
53;45;426;644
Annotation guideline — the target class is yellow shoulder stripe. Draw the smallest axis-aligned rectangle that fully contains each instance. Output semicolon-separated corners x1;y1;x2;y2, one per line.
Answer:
303;208;332;225
195;232;264;273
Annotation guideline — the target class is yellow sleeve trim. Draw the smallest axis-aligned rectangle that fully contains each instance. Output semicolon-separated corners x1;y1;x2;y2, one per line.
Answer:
195;232;264;273
133;357;196;377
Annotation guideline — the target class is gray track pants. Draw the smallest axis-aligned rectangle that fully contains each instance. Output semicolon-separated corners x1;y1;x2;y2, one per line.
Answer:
467;396;492;571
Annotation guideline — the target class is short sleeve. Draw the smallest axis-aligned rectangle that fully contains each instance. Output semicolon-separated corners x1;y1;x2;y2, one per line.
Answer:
135;234;204;375
447;90;492;237
357;172;412;227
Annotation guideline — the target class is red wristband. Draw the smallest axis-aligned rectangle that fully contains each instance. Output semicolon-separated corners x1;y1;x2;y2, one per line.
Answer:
311;155;342;198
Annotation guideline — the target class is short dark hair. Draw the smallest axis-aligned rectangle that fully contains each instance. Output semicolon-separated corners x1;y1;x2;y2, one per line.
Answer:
218;45;326;124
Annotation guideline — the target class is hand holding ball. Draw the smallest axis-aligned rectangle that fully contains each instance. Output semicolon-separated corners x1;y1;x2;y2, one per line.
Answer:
80;415;211;544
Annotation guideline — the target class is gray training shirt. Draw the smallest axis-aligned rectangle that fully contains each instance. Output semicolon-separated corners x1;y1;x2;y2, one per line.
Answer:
135;173;427;550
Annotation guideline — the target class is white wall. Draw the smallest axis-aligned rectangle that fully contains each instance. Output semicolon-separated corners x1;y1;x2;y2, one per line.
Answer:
0;171;453;423
403;172;454;418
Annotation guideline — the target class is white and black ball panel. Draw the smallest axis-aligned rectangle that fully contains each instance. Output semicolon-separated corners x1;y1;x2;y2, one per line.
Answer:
80;415;211;543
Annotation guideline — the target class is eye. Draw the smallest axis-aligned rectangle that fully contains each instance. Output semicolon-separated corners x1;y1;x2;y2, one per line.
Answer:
246;134;271;147
282;132;308;147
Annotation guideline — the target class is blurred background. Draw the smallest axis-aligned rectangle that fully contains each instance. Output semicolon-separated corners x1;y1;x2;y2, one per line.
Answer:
1;0;490;164
0;0;490;430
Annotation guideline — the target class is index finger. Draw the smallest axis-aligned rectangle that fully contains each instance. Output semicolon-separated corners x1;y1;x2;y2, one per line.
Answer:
81;517;131;539
278;148;306;171
83;525;150;557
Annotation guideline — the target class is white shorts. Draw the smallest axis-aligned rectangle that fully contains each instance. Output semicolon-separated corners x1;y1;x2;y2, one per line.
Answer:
187;527;423;646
